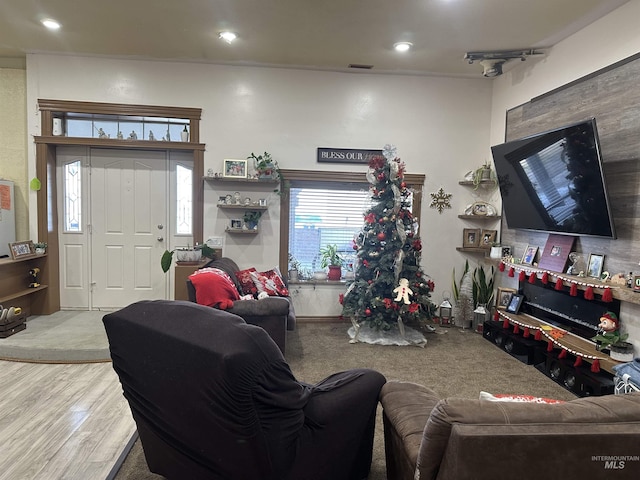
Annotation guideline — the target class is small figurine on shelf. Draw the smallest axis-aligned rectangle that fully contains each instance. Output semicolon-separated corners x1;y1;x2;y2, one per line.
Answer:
149;130;155;141
29;267;41;288
97;128;108;139
128;131;138;140
117;131;124;140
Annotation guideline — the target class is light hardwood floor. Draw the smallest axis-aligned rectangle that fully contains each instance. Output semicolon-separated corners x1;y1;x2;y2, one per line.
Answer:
0;360;136;480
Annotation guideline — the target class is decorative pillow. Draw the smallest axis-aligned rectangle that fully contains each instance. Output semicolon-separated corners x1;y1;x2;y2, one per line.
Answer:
234;267;258;296
479;391;565;404
250;268;289;297
189;268;240;309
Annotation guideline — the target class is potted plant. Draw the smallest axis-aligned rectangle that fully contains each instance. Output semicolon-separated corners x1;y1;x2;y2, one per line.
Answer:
34;242;47;254
288;253;301;282
472;264;495;322
472;161;496;189
248;151;280;180
161;244;216;273
319;244;344;281
243;210;263;230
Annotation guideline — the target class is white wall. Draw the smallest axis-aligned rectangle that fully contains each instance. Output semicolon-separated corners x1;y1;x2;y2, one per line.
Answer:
25;53;493;310
490;0;640;352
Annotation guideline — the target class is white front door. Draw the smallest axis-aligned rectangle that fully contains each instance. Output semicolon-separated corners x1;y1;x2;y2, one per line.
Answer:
90;149;168;309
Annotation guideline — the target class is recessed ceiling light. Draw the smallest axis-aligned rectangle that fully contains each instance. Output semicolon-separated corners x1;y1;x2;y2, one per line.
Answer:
393;42;412;52
41;18;61;30
219;31;237;44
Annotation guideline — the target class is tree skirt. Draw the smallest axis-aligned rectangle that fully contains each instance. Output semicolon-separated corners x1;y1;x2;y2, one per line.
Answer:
348;322;427;347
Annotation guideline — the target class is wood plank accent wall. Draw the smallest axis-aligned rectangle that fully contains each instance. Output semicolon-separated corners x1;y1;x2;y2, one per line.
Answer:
500;53;640;277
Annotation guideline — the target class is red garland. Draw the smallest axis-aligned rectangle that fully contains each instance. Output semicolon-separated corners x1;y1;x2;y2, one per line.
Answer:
502;318;510;329
569;282;578;297
528;272;537;284
523;327;530;338
558;349;567;359
499;262;505;272
541;272;549;284
494;310;500;321
591;359;601;373
364;213;376;224
513;324;520;334
573;356;583;368
602;288;613;302
554;278;564;291
534;330;542;341
547;341;553;352
508;267;515;278
584;286;595;300
518;270;526;282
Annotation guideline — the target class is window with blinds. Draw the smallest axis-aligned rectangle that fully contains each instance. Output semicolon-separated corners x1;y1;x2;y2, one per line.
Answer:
288;186;372;273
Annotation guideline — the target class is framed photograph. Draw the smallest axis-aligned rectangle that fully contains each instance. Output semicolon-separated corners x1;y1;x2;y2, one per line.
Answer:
223;159;248;179
521;245;538;266
463;228;480;248
9;240;35;260
587;253;605;278
480;229;497;248
496;287;516;310
537;234;575;272
230;219;243;230
258;198;267;207
506;294;525;314
501;246;512;258
217;195;227;204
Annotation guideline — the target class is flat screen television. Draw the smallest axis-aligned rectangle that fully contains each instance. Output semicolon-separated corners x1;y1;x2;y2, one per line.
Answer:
491;118;616;238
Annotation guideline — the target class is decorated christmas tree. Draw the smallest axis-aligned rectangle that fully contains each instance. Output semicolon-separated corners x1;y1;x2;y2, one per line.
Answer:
340;145;436;335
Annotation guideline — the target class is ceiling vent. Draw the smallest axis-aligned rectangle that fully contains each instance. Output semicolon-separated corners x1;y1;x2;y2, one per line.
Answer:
348;64;374;70
464;49;544;77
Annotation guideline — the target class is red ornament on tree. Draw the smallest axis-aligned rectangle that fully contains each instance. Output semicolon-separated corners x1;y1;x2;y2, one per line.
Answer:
365;308;372;316
377;172;385;181
377;232;386;241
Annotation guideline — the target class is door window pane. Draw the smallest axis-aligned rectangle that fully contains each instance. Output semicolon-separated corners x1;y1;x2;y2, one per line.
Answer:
64;160;82;232
176;164;192;235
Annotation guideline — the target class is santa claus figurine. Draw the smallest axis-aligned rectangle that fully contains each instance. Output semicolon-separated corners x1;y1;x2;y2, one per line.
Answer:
598;312;619;333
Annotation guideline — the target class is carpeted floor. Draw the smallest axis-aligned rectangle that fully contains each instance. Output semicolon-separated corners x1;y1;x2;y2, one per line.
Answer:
0;310;111;363
113;321;577;479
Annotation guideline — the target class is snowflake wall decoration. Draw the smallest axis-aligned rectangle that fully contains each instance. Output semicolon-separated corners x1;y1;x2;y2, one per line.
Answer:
429;187;452;214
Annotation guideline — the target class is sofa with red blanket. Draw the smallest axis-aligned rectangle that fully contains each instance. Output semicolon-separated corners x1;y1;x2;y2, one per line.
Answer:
186;257;295;353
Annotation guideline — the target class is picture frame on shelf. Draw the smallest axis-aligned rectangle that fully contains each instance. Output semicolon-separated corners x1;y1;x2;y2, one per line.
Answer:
587;253;605;278
521;245;538;266
223;159;248;179
230;219;243;230
217;196;227;204
496;287;517;310
537;234;575;272
463;228;480;248
501;246;512;257
506;294;524;314
9;240;35;260
480;229;497;247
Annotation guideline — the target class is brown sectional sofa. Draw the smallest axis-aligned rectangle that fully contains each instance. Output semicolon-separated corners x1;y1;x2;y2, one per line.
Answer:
380;380;640;480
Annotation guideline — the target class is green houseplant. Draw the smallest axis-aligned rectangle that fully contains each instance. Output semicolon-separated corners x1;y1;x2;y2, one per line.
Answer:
161;244;216;273
319;244;343;281
472;264;495;308
243;210;263;230
472;161;497;189
248;151;280;180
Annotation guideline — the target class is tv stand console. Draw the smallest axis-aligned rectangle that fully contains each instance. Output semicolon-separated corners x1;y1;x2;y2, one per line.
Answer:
483;261;631;397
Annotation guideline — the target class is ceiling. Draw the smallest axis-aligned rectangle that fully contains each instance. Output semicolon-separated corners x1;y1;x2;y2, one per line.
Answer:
0;0;630;77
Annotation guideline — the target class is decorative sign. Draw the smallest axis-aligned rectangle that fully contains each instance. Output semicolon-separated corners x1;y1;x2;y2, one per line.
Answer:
317;147;382;164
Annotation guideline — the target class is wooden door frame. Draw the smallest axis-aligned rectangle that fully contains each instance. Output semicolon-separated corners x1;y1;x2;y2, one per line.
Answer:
35;99;204;314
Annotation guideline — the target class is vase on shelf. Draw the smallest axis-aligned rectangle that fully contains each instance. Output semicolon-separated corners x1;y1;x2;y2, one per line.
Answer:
181;126;189;142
